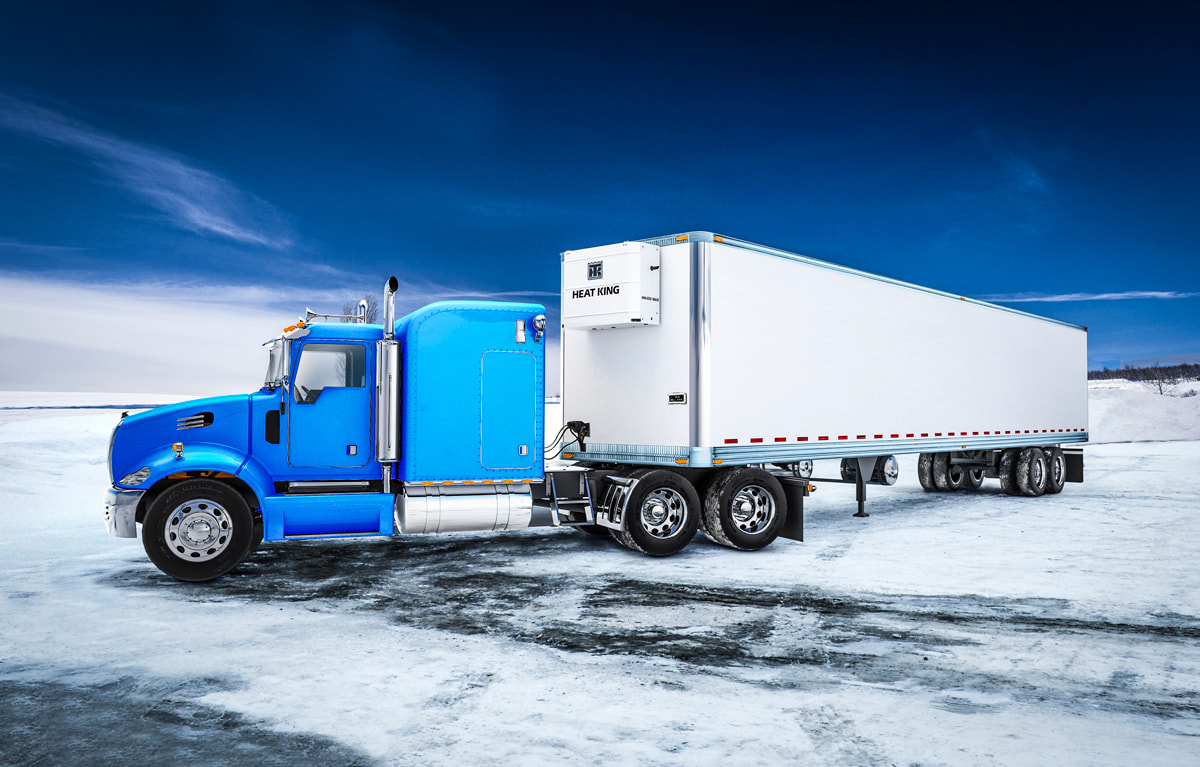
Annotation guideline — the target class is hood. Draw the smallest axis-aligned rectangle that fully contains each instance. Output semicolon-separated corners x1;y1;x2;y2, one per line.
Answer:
110;395;251;486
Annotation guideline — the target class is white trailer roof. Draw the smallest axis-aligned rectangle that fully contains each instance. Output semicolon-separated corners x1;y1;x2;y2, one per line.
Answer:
634;231;1087;332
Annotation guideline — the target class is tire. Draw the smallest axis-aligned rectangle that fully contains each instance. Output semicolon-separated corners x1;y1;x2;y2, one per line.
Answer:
1016;447;1048;497
1044;447;1066;494
839;458;857;482
702;467;787;551
965;468;985;490
917;453;936;491
612;469;700;556
998;448;1021;496
932;453;956;491
142;479;256;582
250;516;264;553
946;463;967;491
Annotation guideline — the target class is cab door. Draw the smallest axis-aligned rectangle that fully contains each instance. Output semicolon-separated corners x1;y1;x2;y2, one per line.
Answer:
288;341;371;468
480;351;536;470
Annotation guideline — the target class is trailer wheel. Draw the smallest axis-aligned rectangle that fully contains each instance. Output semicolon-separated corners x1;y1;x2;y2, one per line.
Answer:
998;448;1021;496
141;479;255;582
702;468;787;551
947;463;968;491
612;469;700;556
1016;447;1048;497
1044;447;1066;494
932;453;960;491
917;453;936;491
966;468;985;490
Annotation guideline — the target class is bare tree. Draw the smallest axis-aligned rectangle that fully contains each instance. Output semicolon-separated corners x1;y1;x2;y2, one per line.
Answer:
1144;365;1180;396
340;294;380;324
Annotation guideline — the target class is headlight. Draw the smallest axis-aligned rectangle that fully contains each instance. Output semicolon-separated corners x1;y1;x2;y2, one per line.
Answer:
119;467;152;486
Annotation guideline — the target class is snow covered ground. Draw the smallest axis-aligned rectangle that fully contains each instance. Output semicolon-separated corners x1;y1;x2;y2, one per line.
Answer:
2;386;1199;765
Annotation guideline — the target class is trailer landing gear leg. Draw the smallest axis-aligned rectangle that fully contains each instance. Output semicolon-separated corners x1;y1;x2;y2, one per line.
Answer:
853;457;870;517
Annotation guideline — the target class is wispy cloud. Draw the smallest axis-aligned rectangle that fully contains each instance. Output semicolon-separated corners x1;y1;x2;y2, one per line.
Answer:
0;237;86;255
979;290;1199;303
0;94;292;249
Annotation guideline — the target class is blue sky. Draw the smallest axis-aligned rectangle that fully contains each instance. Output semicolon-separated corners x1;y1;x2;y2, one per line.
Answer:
1;0;1197;392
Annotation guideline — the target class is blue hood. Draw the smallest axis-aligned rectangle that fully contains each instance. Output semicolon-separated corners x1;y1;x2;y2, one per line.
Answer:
111;395;250;486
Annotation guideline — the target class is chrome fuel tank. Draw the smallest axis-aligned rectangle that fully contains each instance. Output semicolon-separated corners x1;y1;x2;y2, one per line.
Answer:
397;484;533;534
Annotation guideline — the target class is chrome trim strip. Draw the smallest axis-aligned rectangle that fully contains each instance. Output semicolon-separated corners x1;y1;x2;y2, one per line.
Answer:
690;240;712;448
103;486;144;538
175;413;212;430
566;443;690;466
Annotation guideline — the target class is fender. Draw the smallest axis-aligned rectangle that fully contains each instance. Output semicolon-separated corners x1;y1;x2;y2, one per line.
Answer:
234;456;283;541
120;444;251;492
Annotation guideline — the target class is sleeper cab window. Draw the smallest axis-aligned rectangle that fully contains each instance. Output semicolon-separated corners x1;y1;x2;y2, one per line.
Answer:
292;343;366;404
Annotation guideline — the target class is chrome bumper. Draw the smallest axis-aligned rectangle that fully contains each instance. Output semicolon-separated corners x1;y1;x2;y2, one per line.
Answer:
104;486;144;538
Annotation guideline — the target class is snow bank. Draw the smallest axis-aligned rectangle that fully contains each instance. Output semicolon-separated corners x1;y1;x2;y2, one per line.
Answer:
1088;380;1200;443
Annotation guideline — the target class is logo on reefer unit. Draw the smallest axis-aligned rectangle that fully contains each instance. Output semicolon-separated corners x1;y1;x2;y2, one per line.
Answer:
587;261;603;280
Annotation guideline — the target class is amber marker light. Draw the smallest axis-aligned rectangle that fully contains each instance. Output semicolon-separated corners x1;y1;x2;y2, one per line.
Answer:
172;443;183;459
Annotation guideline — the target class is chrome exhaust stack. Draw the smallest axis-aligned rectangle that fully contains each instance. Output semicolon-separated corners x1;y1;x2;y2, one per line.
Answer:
383;276;398;339
376;276;401;493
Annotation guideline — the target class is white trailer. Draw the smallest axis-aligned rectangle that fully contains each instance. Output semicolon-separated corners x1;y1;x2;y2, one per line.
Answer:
550;232;1086;553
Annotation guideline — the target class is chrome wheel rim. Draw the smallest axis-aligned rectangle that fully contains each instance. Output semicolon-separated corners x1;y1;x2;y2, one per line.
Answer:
165;498;233;562
730;484;775;535
947;465;966;486
639;488;687;539
1051;454;1065;485
1031;457;1046;489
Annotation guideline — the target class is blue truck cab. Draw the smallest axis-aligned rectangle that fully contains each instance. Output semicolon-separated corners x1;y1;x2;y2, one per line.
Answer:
105;281;550;581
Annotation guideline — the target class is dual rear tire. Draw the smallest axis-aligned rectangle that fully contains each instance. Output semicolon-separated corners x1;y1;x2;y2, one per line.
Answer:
924;448;1066;497
611;467;787;555
1000;446;1066;497
700;468;787;551
922;452;983;492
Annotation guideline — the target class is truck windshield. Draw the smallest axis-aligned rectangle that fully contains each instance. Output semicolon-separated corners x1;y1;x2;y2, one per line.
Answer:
263;339;284;389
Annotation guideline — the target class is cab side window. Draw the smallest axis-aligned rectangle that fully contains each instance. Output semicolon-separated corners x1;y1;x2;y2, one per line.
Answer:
292;343;366;404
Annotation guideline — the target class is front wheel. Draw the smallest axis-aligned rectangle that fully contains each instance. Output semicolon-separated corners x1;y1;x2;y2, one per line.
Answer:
142;479;255;582
613;469;701;556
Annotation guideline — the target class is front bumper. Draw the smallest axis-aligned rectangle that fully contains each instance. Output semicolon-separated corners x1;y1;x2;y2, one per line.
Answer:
104;486;144;538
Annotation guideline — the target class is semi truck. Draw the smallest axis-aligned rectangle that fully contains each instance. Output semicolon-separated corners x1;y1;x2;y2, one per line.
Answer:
104;231;1087;581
